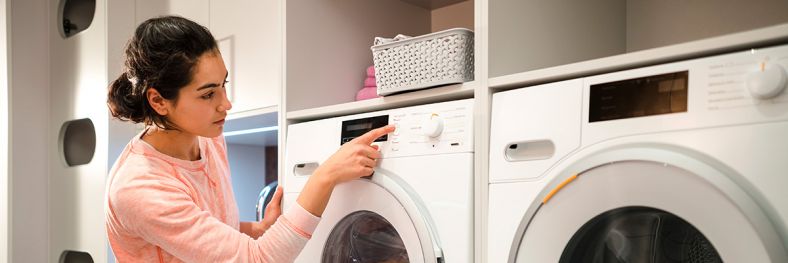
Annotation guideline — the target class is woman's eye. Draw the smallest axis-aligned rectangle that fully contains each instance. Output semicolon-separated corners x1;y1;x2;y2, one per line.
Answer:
223;80;229;89
201;92;215;99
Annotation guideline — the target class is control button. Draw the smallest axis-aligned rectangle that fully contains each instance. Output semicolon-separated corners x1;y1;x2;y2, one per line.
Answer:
393;124;401;135
746;62;786;99
421;114;444;138
391;147;399;152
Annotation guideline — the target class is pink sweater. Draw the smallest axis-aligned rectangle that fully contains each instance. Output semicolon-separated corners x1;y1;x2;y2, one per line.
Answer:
105;132;319;262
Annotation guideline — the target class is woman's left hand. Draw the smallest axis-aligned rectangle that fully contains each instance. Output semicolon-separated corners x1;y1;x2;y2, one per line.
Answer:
241;185;283;238
260;185;283;230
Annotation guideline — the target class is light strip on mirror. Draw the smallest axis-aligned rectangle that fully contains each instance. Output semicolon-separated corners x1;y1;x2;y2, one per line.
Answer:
223;126;279;137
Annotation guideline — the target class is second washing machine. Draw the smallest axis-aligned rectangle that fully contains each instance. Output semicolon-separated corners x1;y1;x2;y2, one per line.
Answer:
488;44;788;262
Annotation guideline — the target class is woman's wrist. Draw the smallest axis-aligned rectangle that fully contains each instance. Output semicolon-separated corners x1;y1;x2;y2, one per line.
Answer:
258;220;272;235
241;221;268;238
311;167;337;189
296;168;337;217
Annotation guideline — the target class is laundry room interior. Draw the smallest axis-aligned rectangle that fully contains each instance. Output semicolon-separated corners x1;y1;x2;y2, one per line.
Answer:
2;0;788;262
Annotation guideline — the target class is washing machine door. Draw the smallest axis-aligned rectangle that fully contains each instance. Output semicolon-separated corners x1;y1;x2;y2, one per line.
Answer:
314;170;443;263
509;148;788;263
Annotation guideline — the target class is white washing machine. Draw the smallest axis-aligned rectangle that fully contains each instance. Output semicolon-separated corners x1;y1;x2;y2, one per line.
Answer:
284;99;474;262
488;44;788;262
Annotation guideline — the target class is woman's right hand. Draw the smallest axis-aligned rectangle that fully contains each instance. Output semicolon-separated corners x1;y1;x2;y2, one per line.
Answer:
314;125;396;185
297;125;395;217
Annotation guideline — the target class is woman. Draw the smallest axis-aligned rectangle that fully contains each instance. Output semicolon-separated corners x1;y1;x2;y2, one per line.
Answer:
104;16;394;262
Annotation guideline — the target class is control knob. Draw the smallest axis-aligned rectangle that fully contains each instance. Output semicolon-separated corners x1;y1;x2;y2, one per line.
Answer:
421;114;444;138
746;62;786;99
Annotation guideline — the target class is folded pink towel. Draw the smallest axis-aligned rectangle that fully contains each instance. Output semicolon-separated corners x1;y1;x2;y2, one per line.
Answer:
364;77;377;87
356;86;380;101
367;65;375;77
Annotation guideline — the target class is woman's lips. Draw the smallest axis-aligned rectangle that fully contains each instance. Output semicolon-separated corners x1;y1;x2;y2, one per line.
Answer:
214;119;225;125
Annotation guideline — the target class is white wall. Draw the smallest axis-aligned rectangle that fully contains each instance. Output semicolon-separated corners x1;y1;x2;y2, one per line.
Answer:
286;0;431;111
105;1;146;262
626;0;788;52
1;0;9;261
226;144;267;222
488;0;788;78
431;0;473;32
106;0;141;162
489;0;626;77
48;0;110;260
8;0;50;262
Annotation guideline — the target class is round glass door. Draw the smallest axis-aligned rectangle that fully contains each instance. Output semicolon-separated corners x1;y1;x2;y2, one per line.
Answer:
511;160;786;262
322;210;409;263
560;206;721;263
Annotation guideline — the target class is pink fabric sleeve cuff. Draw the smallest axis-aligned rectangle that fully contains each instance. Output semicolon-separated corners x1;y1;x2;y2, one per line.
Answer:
282;203;321;236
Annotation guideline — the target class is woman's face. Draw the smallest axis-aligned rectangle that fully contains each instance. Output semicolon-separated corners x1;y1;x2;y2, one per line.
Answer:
166;51;232;138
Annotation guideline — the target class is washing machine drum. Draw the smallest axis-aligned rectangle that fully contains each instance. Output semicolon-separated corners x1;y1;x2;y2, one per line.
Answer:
511;160;786;263
322;210;409;262
561;206;720;263
311;175;443;263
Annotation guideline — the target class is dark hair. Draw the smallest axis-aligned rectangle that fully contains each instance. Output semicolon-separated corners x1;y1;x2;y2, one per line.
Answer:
107;15;218;129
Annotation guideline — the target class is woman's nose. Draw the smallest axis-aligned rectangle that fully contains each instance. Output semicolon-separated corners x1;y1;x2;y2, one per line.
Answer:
218;90;232;112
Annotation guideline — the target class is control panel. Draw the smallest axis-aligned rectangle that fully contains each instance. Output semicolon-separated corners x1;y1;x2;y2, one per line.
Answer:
284;99;473;194
705;46;788;110
582;44;788;144
339;99;474;157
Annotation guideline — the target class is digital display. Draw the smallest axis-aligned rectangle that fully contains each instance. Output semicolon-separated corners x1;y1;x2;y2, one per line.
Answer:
346;123;373;131
589;71;688;123
340;115;388;145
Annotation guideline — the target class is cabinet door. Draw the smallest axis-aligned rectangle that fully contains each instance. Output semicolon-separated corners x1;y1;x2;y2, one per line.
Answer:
135;0;210;26
210;0;281;114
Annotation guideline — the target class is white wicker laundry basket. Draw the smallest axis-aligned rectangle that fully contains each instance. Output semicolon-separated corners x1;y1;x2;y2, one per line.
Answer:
371;28;474;96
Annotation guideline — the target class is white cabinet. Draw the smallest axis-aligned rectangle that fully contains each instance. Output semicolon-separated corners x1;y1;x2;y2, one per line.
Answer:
210;0;281;115
134;0;209;26
133;0;281;116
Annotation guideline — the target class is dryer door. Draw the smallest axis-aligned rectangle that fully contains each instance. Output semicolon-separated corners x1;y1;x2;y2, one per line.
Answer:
509;158;787;263
311;171;443;263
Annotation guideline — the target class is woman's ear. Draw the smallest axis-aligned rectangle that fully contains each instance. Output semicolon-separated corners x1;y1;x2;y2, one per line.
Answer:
146;88;170;116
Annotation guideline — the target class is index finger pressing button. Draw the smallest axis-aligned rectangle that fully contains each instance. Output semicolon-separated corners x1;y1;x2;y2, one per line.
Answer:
354;125;396;144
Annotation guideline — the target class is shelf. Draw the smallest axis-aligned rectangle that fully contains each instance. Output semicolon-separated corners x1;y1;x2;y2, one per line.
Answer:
399;0;468;10
227;105;278;122
224;106;278;147
224;107;277;130
224;129;278;147
489;1;788;80
287;81;476;122
285;0;474;113
489;23;788;91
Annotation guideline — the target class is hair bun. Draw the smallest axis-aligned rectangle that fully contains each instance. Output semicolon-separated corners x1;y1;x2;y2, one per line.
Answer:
107;72;145;122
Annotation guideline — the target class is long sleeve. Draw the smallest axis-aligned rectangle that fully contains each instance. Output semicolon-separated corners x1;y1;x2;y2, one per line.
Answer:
109;172;319;262
105;134;320;262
